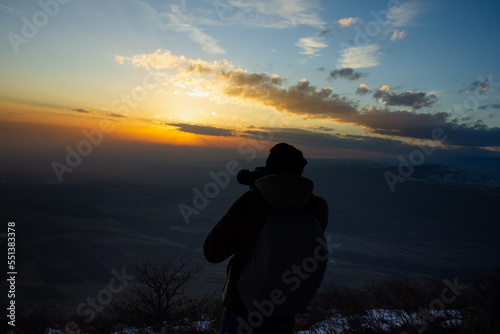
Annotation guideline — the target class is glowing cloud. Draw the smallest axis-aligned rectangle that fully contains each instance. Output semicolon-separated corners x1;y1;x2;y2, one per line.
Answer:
390;29;407;41
338;44;381;68
338;17;361;28
295;36;328;56
116;49;500;148
356;84;371;95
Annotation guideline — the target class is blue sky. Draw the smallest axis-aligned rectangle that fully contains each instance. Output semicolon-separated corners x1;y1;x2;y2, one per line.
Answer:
1;0;500;168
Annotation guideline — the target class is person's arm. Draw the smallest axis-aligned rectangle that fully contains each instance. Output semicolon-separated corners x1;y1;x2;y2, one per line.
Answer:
203;191;252;263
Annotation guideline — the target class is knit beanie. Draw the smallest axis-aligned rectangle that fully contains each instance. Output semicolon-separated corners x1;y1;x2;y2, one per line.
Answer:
265;143;307;175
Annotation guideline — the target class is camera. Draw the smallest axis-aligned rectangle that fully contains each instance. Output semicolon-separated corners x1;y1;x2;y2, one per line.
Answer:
236;167;267;186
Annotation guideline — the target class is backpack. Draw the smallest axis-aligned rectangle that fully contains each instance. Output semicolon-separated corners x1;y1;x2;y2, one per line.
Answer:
237;203;328;317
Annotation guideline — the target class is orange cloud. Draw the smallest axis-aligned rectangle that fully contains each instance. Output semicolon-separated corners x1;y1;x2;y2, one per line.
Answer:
115;49;500;148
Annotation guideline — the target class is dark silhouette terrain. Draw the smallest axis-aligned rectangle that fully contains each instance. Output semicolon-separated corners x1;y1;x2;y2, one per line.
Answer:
1;159;499;322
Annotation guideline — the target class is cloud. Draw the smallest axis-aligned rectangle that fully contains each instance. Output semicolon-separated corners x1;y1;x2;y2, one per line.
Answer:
116;49;232;82
226;75;499;147
478;104;500;110
133;1;225;55
295;36;328;56
338;17;361;28
120;49;188;70
240;126;426;158
338;44;381;68
350;108;500;147
72;108;94;114
223;78;358;121
242;125;500;158
373;87;437;110
356;84;371;95
118;49;500;148
390;29;407;42
214;0;325;28
318;23;334;36
166;123;234;137
140;0;325;57
306;125;336;132
355;108;446;136
114;55;127;65
459;76;496;95
217;69;283;87
387;2;422;27
328;68;367;81
167;5;226;54
379;85;391;93
137;0;324;55
445;125;500;147
317;16;362;37
107;113;128;118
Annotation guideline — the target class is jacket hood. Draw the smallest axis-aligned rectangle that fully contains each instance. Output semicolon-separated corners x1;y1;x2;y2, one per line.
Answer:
253;174;314;210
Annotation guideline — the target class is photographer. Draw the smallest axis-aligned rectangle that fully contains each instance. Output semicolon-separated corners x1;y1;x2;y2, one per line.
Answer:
203;143;328;334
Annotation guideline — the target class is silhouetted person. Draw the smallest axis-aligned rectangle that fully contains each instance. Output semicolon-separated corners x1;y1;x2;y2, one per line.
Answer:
204;143;329;334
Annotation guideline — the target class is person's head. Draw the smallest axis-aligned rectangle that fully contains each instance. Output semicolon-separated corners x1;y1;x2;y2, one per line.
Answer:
265;143;307;175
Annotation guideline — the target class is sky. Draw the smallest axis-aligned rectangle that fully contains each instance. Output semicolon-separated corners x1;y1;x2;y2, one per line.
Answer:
1;0;500;181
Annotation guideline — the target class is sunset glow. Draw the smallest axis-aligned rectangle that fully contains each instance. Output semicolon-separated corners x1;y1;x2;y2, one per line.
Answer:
1;0;499;179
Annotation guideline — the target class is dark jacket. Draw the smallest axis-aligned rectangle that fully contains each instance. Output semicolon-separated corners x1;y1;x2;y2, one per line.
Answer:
203;174;329;316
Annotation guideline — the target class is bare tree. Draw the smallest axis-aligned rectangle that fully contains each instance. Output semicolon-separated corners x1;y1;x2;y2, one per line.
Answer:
112;255;213;329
